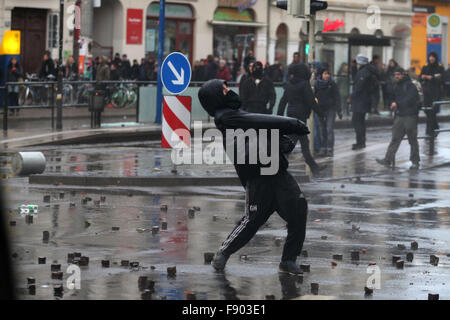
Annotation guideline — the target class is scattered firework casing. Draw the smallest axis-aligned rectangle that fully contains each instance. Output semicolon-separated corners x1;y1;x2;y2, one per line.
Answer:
101;260;110;268
311;283;319;295
167;266;177;277
333;254;343;260
51;264;61;271
351;250;360;260
364;286;373;295
204;252;215;264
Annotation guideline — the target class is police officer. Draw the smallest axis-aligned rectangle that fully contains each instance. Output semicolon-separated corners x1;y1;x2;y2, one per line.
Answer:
198;79;310;275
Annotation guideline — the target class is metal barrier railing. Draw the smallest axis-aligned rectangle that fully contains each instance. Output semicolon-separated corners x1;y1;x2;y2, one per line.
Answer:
0;80;273;132
1;80;162;132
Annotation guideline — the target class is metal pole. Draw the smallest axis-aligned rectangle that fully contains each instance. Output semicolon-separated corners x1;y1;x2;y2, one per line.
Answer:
155;0;166;124
307;14;316;155
3;84;8;132
51;83;55;129
73;0;82;81
56;0;64;130
307;15;315;65
266;0;270;64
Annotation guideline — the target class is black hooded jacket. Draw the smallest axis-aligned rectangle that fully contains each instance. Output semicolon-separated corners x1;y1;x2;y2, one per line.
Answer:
198;79;310;187
390;75;419;117
351;64;380;113
277;64;323;121
420;52;445;106
240;77;276;114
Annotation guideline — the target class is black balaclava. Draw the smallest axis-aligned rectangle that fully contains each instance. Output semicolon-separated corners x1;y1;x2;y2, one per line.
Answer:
252;61;264;80
198;79;241;117
224;90;242;110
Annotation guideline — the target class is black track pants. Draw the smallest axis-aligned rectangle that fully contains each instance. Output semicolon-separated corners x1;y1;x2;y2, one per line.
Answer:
219;171;308;262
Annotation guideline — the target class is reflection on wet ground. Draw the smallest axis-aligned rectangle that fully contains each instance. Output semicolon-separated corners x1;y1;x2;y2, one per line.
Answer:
2;124;450;300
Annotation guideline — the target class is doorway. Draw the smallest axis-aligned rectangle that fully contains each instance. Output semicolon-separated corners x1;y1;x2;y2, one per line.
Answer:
11;8;47;74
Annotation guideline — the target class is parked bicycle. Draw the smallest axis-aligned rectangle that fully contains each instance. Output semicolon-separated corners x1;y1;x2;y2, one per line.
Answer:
110;82;138;108
18;73;40;106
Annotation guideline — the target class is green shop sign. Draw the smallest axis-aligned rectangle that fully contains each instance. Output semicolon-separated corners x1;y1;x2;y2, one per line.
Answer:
214;8;254;22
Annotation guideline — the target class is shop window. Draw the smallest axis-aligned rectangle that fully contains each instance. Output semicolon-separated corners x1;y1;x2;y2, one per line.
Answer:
48;14;58;48
146;2;194;61
213;8;256;65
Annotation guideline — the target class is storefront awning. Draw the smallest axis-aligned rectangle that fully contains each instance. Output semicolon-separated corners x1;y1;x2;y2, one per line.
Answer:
208;20;267;28
319;32;400;46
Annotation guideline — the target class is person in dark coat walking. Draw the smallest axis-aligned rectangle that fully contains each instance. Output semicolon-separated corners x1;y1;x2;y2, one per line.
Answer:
198;79;311;275
240;61;276;114
265;60;284;83
376;68;420;170
243;50;256;75
314;68;342;157
120;54;131;79
350;53;379;150
39;51;56;80
110;63;120;81
420;51;445;136
6;57;23;115
239;61;254;96
278;63;325;175
204;55;219;81
283;52;301;85
130;59;140;80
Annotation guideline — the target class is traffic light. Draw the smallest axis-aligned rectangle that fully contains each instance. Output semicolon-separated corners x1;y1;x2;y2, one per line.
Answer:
275;1;328;17
310;0;328;14
276;0;288;10
305;44;310;55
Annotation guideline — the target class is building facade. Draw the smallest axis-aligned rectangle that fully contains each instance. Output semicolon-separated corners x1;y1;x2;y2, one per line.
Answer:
1;0;414;75
411;0;450;73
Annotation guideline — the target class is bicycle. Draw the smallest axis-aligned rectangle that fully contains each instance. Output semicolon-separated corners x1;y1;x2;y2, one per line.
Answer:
111;81;138;108
18;73;40;106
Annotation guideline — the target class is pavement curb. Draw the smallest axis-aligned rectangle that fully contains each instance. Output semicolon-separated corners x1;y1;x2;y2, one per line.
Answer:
28;174;311;187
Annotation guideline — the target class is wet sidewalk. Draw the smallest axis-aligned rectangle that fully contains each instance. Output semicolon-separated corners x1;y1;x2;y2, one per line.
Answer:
3;105;450;149
2;123;450;300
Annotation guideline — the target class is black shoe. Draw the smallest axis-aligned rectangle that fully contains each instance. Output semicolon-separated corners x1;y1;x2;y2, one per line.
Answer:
279;261;303;275
212;251;229;271
316;150;327;157
352;144;365;150
376;158;391;167
311;164;326;176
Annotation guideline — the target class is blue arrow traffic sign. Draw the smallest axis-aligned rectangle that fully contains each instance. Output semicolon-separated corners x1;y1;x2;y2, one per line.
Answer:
161;52;192;95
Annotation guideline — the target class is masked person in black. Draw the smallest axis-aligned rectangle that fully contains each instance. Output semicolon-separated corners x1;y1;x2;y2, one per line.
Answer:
198;79;311;275
277;63;325;175
420;51;445;136
350;53;380;150
240;61;276;114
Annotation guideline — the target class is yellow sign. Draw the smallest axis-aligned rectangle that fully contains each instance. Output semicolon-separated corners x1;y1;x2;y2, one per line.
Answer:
0;30;21;55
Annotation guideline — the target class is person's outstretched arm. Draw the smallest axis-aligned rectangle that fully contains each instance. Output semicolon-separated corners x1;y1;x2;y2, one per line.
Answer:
218;110;309;136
